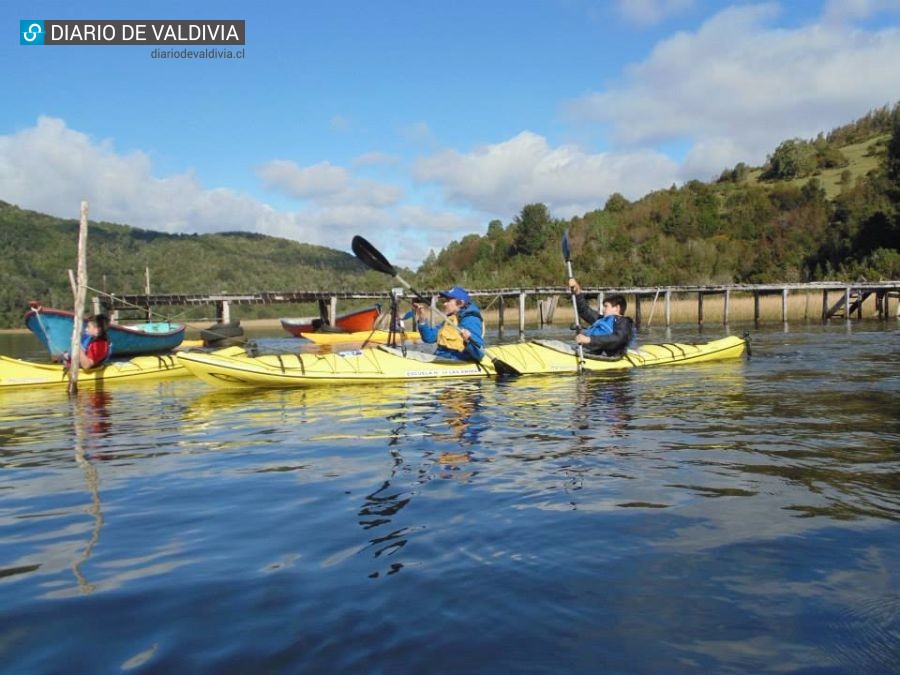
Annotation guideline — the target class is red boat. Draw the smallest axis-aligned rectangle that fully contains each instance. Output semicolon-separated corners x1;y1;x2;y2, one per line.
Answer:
280;304;381;337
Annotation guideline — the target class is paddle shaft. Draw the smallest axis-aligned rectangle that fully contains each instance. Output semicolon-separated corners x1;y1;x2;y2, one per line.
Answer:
565;259;586;373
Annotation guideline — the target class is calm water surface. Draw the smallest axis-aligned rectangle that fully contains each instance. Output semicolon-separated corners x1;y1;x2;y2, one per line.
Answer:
1;324;898;673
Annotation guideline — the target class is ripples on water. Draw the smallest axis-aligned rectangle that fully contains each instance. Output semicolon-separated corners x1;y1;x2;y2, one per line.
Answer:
0;325;897;673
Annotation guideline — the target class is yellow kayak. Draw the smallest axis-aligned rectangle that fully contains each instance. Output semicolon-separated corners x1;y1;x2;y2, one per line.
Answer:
0;346;245;389
176;335;747;388
488;336;748;375
302;329;421;346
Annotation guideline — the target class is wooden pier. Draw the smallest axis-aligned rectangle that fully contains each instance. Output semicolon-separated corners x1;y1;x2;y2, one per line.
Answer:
96;281;900;336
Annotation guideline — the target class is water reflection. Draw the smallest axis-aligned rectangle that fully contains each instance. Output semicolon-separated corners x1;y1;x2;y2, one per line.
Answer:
353;382;490;578
70;389;109;593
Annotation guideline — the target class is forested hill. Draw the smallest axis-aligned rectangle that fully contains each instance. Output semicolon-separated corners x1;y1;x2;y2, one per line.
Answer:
416;104;900;291
0;204;390;327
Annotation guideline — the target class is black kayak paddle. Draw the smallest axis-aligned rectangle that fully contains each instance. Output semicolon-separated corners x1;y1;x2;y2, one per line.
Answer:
562;230;585;373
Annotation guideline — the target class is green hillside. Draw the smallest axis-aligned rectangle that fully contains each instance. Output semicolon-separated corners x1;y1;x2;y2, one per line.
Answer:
745;134;888;198
0;204;392;328
416;104;900;291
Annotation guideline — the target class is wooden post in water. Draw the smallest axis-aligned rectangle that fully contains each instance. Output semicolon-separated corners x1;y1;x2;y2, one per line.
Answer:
782;288;789;322
665;289;671;327
68;201;89;395
144;266;152;320
697;292;704;326
646;288;661;327
753;291;760;324
844;286;851;321
497;294;505;336
329;296;337;325
723;288;730;325
822;289;828;321
634;294;641;327
518;291;526;339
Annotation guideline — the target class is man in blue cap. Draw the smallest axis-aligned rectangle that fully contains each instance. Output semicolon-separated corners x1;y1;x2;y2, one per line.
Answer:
413;286;486;361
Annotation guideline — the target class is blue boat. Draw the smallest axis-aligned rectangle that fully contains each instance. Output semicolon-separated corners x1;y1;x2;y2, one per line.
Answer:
25;305;186;359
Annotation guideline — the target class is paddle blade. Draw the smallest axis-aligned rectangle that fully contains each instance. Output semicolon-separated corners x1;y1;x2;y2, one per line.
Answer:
352;235;396;276
562;230;571;262
491;357;521;377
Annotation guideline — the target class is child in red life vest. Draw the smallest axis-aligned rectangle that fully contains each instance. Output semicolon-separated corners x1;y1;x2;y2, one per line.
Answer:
63;314;111;370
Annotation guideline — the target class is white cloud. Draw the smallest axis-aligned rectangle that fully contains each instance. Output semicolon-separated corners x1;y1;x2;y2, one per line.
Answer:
0;117;456;268
0;116;275;235
414;131;679;216
823;0;900;24
351;151;400;168
258;158;404;208
566;3;900;178
615;0;696;26
257;160;349;199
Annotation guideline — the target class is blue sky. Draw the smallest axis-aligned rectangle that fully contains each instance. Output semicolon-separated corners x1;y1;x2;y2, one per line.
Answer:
2;0;899;267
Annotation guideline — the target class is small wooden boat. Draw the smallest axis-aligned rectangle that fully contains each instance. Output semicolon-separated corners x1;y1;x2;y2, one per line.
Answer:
25;305;186;359
280;305;381;337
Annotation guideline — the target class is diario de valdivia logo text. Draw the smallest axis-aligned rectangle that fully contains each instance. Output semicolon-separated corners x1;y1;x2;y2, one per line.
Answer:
19;20;244;45
20;20;44;45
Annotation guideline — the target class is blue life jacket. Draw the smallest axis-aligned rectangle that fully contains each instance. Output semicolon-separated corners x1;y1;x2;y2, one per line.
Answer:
586;314;616;337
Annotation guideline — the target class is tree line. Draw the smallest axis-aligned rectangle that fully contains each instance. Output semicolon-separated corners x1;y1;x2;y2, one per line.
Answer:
417;104;900;291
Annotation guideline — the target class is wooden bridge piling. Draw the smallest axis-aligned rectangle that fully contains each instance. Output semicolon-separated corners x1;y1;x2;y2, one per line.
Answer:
518;292;526;338
665;289;671;327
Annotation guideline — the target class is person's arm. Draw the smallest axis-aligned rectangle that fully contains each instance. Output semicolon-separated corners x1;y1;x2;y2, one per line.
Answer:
413;304;438;343
458;314;485;361
416;318;439;343
574;293;600;325
569;278;600;326
587;317;632;353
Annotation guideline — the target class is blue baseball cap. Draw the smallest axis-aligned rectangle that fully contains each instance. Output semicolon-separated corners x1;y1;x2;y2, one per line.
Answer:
439;286;470;304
